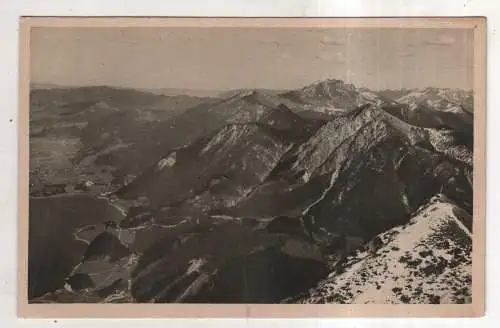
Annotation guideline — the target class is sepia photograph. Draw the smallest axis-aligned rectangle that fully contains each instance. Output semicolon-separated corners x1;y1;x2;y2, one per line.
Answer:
18;17;485;317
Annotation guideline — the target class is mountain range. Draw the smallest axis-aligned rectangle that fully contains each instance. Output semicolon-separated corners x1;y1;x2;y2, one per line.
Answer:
28;78;474;304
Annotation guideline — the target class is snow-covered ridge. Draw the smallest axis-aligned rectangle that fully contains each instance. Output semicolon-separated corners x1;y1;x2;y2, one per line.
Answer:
296;195;472;304
396;87;473;112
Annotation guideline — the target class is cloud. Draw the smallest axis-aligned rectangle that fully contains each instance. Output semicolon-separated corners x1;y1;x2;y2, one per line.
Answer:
320;35;345;46
424;35;456;46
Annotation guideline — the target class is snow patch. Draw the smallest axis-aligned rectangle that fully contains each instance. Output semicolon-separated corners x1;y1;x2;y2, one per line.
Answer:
64;283;73;292
186;258;207;275
157;152;177;170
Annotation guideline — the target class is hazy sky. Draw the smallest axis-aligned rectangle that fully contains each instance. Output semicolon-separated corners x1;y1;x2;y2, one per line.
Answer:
30;27;474;91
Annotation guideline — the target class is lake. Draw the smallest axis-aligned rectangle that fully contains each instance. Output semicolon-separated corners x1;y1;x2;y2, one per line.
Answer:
28;194;124;300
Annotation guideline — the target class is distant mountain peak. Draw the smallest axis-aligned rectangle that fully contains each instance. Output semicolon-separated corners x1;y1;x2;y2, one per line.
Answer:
279;78;392;113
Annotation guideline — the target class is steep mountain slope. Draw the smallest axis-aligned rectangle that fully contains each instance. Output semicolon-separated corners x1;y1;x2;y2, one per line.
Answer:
116;123;292;209
292;195;472;304
231;104;472;233
116;103;325;212
258;103;325;138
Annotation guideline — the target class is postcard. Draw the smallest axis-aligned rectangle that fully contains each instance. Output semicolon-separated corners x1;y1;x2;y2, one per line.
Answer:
18;17;486;318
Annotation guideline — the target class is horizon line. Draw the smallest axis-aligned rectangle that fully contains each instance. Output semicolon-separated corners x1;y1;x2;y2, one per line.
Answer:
29;79;474;94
